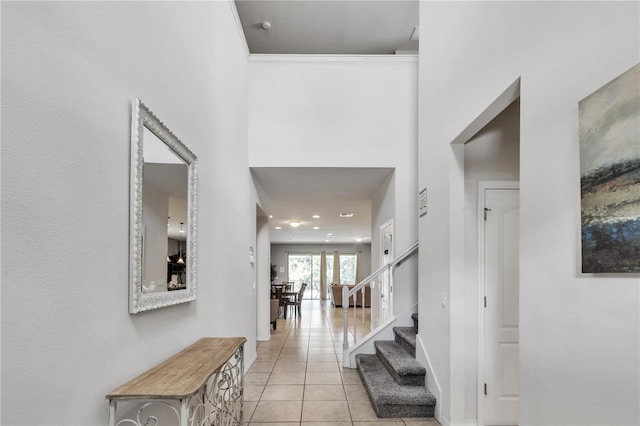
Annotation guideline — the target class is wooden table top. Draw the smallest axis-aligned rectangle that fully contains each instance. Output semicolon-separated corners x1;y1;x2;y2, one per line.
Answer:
106;337;246;400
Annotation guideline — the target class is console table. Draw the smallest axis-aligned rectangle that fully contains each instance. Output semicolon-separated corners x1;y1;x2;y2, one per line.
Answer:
106;337;246;426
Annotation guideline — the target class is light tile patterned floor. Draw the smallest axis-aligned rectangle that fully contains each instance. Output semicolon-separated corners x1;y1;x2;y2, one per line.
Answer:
244;299;439;426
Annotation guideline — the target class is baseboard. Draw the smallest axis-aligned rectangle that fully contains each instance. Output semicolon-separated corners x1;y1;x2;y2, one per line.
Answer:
415;333;443;422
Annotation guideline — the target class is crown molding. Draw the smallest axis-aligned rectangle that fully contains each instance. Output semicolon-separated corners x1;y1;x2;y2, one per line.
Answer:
228;0;250;59
248;54;418;63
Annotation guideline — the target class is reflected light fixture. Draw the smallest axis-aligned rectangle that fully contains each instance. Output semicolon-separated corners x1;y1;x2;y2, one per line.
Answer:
275;226;282;230
313;226;320;230
312;214;320;219
177;222;185;264
289;220;301;228
339;212;354;218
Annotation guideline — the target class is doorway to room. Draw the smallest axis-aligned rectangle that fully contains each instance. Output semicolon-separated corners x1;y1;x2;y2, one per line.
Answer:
378;219;394;325
450;79;520;425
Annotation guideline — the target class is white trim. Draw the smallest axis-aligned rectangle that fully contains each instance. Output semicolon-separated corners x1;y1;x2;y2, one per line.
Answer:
477;180;519;426
415;333;443;423
248;54;418;63
450;78;520;146
345;304;417;368
345;315;396;369
449;143;466;422
228;0;250;59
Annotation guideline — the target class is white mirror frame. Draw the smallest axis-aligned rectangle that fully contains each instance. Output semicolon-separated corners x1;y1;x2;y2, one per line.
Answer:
129;98;198;314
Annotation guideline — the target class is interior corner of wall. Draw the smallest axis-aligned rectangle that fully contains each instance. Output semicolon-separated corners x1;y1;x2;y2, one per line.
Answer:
244;350;257;375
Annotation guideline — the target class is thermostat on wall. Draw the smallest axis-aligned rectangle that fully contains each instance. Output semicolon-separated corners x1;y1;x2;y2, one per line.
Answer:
419;188;427;217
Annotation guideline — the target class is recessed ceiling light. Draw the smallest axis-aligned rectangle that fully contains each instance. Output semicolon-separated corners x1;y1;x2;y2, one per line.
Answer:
313;226;320;230
325;240;330;243
262;21;272;30
269;215;273;218
355;237;363;242
289;220;301;228
339;212;354;218
275;226;282;230
312;214;320;219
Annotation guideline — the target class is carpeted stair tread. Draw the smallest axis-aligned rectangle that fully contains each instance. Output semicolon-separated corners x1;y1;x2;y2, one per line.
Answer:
356;354;436;418
374;341;425;386
393;327;417;357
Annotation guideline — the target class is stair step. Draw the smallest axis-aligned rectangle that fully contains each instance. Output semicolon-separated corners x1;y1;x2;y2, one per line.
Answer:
356;354;436;418
411;313;418;333
393;327;417;357
375;341;425;386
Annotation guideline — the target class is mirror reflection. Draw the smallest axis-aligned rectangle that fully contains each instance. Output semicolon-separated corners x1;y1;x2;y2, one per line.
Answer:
141;127;188;293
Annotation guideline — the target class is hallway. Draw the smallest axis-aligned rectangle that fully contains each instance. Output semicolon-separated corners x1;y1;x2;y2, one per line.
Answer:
245;299;438;425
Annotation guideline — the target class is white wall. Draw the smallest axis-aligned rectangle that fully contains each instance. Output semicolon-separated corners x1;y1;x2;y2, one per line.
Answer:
249;57;419;315
463;100;520;420
418;2;639;425
1;2;253;424
256;211;271;341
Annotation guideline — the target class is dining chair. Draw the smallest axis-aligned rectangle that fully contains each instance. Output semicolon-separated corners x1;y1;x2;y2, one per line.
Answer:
271;285;287;319
285;282;307;318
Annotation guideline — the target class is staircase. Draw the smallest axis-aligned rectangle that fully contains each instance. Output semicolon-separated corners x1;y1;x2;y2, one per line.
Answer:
355;313;436;418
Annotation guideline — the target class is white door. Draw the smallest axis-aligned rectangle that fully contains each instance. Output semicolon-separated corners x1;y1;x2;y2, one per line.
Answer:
483;187;519;425
379;220;393;324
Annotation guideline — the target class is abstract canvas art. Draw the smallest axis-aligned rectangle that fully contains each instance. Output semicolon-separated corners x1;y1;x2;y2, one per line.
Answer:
579;63;640;273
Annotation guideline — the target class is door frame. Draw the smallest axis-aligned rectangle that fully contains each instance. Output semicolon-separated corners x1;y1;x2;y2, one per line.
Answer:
477;180;519;425
378;218;394;326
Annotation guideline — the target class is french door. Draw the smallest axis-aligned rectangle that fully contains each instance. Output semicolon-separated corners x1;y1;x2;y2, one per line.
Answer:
287;253;321;299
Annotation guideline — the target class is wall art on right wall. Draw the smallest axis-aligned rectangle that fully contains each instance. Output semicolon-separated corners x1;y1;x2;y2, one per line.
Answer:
579;63;640;273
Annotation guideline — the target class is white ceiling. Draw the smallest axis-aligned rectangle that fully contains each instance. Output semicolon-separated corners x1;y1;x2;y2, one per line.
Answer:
234;0;419;55
252;167;393;243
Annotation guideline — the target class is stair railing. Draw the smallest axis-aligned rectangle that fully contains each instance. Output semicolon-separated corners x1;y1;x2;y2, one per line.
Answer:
342;241;418;354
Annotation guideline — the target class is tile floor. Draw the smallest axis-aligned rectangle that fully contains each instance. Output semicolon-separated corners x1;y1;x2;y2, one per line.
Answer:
244;299;439;426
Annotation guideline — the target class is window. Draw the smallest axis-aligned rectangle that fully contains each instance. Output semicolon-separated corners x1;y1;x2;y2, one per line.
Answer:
339;254;358;285
325;253;357;284
287;252;359;299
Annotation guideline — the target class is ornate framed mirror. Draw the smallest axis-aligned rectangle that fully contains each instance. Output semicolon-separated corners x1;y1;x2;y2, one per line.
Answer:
129;98;197;314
